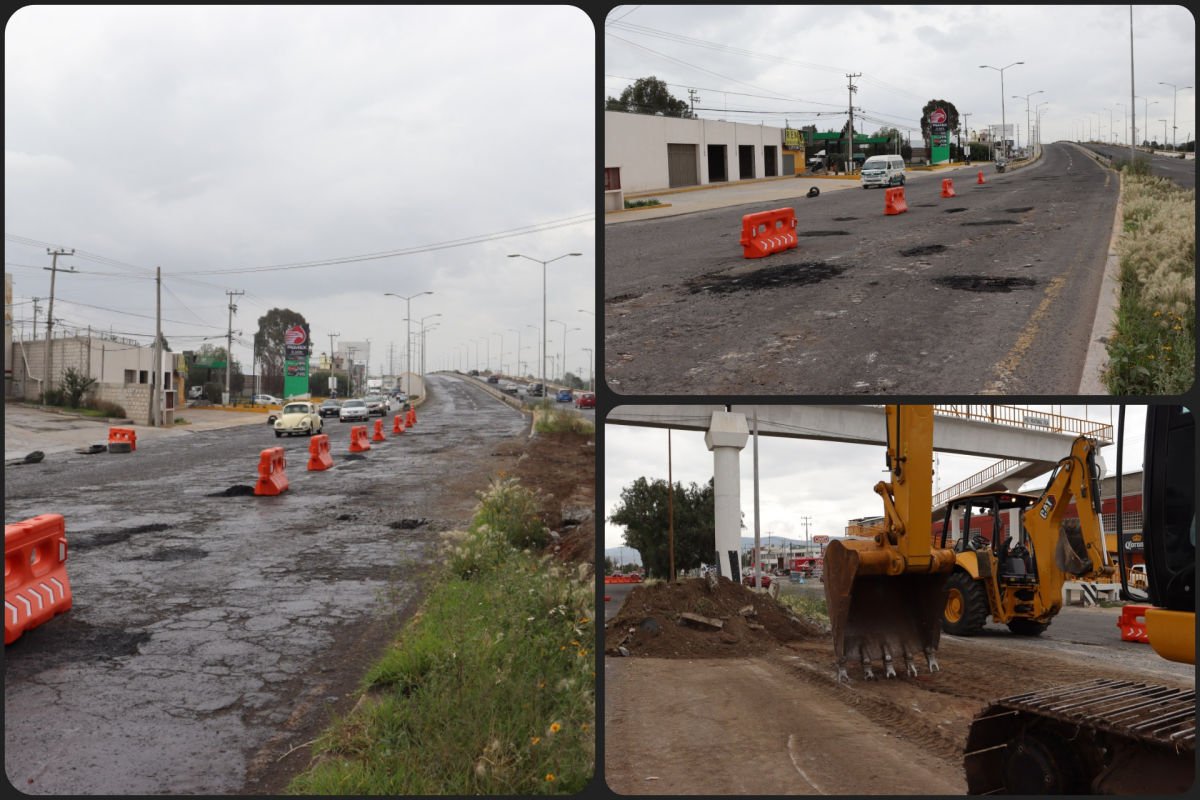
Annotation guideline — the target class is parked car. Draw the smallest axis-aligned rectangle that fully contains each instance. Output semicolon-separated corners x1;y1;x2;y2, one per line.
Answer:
486;375;500;384
187;386;205;400
274;402;323;438
252;394;282;406
528;383;544;397
338;398;370;423
318;398;341;418
573;391;595;409
500;381;520;396
364;395;388;416
742;571;772;589
556;388;573;403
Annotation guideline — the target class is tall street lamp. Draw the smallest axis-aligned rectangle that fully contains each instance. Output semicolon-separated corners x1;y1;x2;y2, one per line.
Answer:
525;324;540;382
1035;101;1049;151
1159;119;1169;148
414;313;441;382
384;291;432;397
508;328;522;378
549;319;580;384
1158;82;1192;150
1012;89;1043;155
1134;96;1158;147
507;252;582;395
581;346;593;391
981;61;1023;159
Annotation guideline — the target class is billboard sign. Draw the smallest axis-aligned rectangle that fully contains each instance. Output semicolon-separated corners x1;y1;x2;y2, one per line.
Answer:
929;107;950;164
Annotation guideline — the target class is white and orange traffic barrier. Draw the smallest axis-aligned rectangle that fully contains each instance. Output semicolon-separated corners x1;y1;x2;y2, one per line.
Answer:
5;514;73;645
349;425;372;453
307;434;333;471
254;447;289;496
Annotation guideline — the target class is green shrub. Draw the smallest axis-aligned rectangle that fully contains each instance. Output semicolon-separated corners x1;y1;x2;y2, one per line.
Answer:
85;399;128;418
624;198;661;209
535;407;594;435
60;367;97;409
471;476;549;551
41;388;65;406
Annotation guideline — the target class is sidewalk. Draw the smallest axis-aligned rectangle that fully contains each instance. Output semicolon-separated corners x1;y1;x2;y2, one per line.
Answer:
3;404;267;462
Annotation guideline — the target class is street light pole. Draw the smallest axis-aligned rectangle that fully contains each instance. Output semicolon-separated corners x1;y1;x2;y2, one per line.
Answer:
1157;82;1192;151
508;328;522;378
507;252;582;396
384;291;432;398
581;346;593;391
1011;89;1041;158
981;61;1024;160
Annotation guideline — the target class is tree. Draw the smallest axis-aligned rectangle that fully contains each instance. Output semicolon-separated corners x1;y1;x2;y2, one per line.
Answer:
60;366;97;409
608;477;715;579
605;76;691;118
919;99;961;150
254;308;308;383
604;556;615;575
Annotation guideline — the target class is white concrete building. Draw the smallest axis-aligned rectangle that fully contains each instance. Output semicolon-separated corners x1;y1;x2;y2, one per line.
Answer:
604;111;786;203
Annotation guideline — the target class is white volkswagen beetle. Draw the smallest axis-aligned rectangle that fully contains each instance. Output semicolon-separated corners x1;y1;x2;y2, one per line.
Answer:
274;401;323;437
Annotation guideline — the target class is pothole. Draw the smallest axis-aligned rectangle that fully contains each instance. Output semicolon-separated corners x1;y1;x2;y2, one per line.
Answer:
914;203;938;207
206;485;257;497
606;292;641;304
899;244;947;257
71;523;172;551
687;262;846;294
14;619;151;661
342;454;367;461
933;275;1037;292
389;518;429;530
796;230;849;237
832;216;859;221
960;220;1020;226
1005;206;1035;213
136;546;208;562
943;208;969;213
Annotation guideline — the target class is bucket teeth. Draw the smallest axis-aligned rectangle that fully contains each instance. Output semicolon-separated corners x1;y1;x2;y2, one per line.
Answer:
860;646;876;680
835;658;851;684
925;646;940;673
882;645;897;679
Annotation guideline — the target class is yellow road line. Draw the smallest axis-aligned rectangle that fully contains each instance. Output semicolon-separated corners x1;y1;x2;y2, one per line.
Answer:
983;275;1068;394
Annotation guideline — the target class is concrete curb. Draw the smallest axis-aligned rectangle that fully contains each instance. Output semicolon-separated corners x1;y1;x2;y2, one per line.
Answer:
1079;159;1124;394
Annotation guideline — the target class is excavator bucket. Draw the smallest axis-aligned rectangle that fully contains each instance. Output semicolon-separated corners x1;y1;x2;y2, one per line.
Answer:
824;538;951;681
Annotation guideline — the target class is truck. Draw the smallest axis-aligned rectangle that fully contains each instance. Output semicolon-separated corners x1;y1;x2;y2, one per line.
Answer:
366;378;382;394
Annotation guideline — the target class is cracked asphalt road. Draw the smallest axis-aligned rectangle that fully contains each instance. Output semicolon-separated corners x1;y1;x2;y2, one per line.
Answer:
4;375;528;794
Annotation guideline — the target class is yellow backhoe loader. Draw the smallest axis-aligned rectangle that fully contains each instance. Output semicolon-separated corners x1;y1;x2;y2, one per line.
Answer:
938;433;1115;637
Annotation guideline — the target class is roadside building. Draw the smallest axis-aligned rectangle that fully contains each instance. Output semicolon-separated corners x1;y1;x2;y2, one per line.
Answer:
604;111;787;200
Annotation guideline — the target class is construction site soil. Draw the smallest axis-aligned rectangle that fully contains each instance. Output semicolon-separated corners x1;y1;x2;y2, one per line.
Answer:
604;580;1195;795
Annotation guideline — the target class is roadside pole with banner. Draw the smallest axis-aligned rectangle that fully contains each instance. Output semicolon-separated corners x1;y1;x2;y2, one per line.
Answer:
283;323;311;400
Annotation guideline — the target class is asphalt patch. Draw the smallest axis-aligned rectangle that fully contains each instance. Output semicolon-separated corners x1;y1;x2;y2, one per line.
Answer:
1005;206;1035;213
135;546;208;562
6;617;150;662
960;220;1020;226
389;518;429;530
687;262;846;294
943;208;969;213
206;485;257;497
899;244;947;257
796;230;849;237
933;275;1037;293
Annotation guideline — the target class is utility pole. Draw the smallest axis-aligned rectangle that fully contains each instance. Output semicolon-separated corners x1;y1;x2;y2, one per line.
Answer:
225;289;244;405
43;248;76;405
347;346;357;395
328;332;340;396
151;267;162;426
388;341;395;383
846;73;861;173
800;515;813;555
688;88;700;118
962;112;972;160
1129;6;1136;163
31;298;41;341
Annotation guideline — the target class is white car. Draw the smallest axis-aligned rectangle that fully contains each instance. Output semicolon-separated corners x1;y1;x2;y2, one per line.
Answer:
339;398;370;423
252;394;282;406
274;402;323;437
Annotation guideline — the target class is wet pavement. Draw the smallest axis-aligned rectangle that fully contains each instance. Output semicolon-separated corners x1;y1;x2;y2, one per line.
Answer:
4;375;528;794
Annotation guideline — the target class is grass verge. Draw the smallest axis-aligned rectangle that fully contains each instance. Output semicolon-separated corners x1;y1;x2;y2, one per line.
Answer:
623;198;661;209
1103;170;1195;394
286;476;594;795
534;406;595;435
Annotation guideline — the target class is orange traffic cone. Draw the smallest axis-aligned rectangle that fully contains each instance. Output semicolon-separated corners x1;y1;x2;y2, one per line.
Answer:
977;170;985;185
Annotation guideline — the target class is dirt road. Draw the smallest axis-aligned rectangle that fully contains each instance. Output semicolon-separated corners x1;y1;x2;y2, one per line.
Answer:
4;376;592;794
604;581;1193;795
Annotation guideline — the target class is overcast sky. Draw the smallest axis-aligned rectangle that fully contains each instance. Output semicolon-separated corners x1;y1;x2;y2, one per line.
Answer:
6;6;594;383
605;405;1149;553
605;5;1196;148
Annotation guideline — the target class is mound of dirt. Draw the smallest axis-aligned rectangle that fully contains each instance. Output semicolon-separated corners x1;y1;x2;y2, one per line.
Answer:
508;430;595;566
605;577;826;658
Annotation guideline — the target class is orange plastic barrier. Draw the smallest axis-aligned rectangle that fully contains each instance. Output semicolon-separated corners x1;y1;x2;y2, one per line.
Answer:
941;178;956;198
253;447;289;496
307;434;333;471
108;427;137;452
372;419;387;442
1117;605;1150;643
603;575;645;584
349;425;372;453
406;407;416;428
884;187;908;215
977;170;985;185
739;207;798;259
5;514;73;645
392;414;406;434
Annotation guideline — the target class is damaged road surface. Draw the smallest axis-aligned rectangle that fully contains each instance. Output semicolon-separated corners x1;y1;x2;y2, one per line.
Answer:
4;375;530;794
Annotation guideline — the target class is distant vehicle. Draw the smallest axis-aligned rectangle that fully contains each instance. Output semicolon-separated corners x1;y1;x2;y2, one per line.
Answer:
338;399;369;423
187;386;205;400
556;389;573;403
486;375;500;384
742;571;772;589
500;381;519;396
274;402;323;438
860;154;906;189
528;383;544;397
366;378;383;393
318;398;341;418
469;369;480;376
363;395;388;416
252;394;282;406
573;391;595;409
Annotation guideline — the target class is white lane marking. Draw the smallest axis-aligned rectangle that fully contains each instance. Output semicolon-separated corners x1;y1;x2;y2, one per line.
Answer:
787;734;825;794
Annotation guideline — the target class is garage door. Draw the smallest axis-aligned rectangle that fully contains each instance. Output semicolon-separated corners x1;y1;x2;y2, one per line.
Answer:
667;143;699;188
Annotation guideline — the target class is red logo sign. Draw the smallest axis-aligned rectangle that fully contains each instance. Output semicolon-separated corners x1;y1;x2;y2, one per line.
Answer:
930;108;947;125
284;325;307;346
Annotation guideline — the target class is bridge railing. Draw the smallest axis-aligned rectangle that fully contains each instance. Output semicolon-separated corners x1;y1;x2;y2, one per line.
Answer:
933;405;1113;443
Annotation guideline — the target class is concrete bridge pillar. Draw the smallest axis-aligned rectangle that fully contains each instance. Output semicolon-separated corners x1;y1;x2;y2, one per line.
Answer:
705;411;749;581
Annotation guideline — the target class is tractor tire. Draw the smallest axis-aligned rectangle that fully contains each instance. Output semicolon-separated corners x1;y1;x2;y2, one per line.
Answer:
942;570;989;636
1007;618;1050;636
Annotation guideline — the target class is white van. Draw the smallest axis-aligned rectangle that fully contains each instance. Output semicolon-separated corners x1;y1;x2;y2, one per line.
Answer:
860;155;906;189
